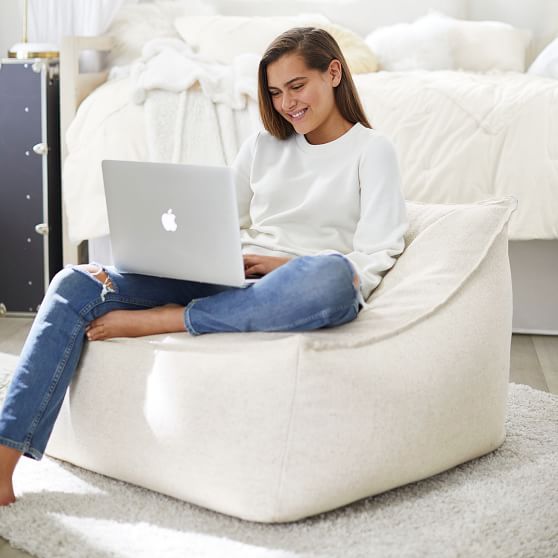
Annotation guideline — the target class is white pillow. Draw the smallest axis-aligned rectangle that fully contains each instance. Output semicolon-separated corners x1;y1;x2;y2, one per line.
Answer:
527;37;558;79
320;22;378;74
174;14;378;74
174;14;330;65
106;0;216;67
451;19;532;72
364;12;454;71
365;11;531;72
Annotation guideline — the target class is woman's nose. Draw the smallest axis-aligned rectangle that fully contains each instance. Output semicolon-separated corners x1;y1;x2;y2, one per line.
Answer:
282;92;296;112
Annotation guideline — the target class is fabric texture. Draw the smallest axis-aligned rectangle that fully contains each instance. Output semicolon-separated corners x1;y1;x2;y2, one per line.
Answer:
46;196;517;523
128;38;259;108
352;70;558;241
364;12;454;71
143;86;261;165
364;11;531;72
232;124;408;302
451;17;531;72
1;384;556;558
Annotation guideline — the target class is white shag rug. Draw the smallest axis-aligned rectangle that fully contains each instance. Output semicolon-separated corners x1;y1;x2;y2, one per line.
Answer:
0;361;557;558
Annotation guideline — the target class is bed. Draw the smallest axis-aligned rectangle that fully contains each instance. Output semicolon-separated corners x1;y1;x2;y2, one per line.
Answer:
58;8;558;335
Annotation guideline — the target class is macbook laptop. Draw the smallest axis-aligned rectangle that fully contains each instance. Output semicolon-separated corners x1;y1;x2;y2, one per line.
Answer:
101;159;261;288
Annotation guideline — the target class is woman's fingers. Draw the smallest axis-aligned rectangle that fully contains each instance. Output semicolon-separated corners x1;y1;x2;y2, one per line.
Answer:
243;255;290;277
243;255;260;266
245;265;262;276
243;256;263;274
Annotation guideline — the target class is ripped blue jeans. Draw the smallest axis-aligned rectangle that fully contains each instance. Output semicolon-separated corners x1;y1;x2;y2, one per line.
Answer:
0;254;361;460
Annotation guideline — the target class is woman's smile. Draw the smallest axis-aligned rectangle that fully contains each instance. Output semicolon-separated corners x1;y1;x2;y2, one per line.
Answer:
288;108;308;121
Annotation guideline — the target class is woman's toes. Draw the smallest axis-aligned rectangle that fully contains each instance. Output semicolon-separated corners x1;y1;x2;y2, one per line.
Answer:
85;319;105;340
86;325;103;341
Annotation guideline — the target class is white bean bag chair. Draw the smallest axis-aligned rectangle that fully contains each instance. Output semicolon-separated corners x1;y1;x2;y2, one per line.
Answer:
46;197;517;523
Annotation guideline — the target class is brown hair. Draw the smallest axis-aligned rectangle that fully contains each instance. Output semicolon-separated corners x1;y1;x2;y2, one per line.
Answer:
258;26;372;140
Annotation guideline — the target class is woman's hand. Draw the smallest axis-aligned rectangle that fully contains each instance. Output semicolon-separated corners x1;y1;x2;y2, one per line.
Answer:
243;254;291;277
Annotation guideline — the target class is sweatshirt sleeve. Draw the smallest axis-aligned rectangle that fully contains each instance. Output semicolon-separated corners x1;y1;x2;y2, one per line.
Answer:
231;131;259;229
344;135;409;302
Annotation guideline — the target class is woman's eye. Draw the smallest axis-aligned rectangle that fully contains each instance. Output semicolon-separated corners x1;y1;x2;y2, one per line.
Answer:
292;84;303;90
269;91;280;97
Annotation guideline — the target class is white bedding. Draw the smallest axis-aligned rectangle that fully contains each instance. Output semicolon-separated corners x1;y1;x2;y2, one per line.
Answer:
353;70;558;241
63;69;558;243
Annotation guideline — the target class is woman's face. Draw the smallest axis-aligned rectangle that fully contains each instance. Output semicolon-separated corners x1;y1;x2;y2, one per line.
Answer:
266;52;349;144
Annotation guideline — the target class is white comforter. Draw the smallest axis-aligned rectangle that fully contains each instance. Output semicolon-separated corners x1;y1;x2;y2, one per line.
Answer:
354;70;558;241
63;69;558;243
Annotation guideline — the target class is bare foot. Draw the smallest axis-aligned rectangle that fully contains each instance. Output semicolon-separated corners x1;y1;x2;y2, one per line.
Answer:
0;482;16;506
0;445;21;506
86;304;187;341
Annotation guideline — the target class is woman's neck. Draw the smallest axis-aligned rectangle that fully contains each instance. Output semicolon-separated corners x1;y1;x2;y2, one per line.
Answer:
304;114;354;145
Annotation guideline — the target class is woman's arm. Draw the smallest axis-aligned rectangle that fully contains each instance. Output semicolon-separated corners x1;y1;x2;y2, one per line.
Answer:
232;131;259;230
344;135;409;301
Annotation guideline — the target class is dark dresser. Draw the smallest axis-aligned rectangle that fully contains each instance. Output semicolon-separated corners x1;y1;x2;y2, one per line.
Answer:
0;58;62;316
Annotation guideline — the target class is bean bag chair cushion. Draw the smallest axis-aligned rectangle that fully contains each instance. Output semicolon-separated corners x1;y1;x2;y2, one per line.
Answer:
46;196;517;523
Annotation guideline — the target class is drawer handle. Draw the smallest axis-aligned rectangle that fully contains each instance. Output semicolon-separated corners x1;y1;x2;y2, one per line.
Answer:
33;143;48;155
35;223;49;236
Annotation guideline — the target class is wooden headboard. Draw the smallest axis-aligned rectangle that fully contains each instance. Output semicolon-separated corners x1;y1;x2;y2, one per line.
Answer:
59;35;112;265
60;35;113;162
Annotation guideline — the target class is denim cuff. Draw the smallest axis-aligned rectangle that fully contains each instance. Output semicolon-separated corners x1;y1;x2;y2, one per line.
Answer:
0;435;43;461
184;299;202;336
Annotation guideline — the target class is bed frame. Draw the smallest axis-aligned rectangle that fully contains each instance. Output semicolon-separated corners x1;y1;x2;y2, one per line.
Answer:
58;36;558;336
59;36;113;266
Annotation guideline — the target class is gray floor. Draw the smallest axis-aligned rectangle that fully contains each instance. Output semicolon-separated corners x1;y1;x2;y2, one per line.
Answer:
0;316;557;558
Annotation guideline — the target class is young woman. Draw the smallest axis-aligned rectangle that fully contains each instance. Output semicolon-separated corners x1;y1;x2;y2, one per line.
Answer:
0;27;408;505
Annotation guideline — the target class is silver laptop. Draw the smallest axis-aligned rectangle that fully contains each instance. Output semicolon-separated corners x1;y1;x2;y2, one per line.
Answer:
102;160;260;288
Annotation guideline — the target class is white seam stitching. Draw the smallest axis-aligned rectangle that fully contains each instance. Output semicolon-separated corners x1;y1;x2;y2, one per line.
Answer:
273;336;301;521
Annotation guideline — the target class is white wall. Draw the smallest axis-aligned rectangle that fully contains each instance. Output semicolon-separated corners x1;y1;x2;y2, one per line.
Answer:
0;0;24;57
1;0;554;62
214;0;468;36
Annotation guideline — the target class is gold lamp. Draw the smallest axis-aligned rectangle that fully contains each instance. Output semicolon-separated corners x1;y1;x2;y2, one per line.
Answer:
8;0;59;59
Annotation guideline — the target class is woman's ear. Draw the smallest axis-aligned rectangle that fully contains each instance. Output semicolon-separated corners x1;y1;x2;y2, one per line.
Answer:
328;59;342;87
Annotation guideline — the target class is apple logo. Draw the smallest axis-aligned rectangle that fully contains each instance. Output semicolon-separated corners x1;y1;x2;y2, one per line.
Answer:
161;209;178;232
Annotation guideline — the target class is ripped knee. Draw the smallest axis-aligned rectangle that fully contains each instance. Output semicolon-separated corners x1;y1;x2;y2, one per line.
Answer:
76;263;116;300
353;273;359;289
77;264;115;289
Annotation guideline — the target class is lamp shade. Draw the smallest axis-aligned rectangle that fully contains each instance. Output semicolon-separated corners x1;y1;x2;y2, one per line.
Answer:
8;42;59;59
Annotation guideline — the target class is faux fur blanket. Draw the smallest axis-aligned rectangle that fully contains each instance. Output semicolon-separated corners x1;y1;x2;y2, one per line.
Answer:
143;87;261;166
130;38;260;109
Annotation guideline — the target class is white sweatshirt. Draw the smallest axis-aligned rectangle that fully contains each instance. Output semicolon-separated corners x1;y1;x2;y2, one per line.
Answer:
232;122;409;303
